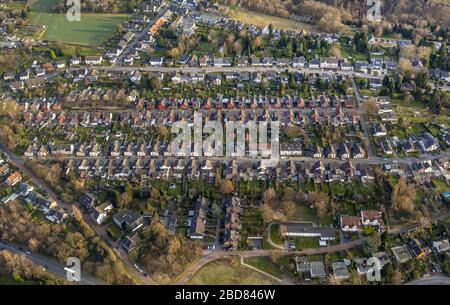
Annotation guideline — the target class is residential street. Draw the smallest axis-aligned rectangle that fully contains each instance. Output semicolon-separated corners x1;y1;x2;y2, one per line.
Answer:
405;274;450;285
0;143;157;285
0;240;104;285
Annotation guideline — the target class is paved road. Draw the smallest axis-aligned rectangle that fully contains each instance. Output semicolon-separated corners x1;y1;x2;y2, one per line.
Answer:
114;6;169;65
352;77;375;158
405;274;450;285
0;240;104;285
0;143;64;208
71;65;384;80
176;212;450;285
0;143;157;285
0;64;383;90
175;238;366;284
28;149;450;166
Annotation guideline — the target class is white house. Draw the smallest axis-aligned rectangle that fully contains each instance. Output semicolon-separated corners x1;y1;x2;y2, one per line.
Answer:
84;56;103;65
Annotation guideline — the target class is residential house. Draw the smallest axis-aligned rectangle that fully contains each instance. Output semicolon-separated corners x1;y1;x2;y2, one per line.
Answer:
391;245;412;263
5;172;21;186
360;210;384;231
113;209;144;232
340;215;361;232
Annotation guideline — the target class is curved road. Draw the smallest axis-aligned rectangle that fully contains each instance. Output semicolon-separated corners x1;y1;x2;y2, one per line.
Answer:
405;275;450;285
0;240;104;285
175;238;366;284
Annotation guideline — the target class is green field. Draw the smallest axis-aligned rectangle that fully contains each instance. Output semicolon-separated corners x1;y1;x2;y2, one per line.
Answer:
244;257;285;279
187;258;275;285
28;0;128;46
293;237;320;249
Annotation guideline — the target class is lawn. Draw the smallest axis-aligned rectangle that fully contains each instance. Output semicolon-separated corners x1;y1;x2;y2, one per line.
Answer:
187;258;275;285
28;0;128;46
244;256;284;279
432;179;450;194
229;8;316;33
293;236;320;249
106;223;123;241
269;224;283;245
289;204;318;222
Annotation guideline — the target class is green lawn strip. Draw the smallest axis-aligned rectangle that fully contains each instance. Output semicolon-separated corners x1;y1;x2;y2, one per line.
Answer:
269;224;283;245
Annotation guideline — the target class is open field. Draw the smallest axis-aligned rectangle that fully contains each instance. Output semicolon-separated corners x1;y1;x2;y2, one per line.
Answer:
187;258;275;285
390;94;450;127
288;205;318;222
244;256;285;279
292;236;320;249
28;0;128;46
229;9;316;33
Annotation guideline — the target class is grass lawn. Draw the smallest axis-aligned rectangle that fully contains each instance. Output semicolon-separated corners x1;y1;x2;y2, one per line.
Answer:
229;8;316;33
270;224;283;245
289;204;318;222
187;258;275;285
29;0;128;46
319;216;333;226
106;223;123;241
293;237;320;249
432;179;450;194
244;256;284;278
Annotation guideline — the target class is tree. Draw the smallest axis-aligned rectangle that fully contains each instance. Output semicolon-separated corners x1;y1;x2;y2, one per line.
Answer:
330;43;342;58
365;97;378;116
260;204;274;223
49;49;57;59
72;205;83;222
365;232;382;254
219;179;234;195
263;188;277;205
397;58;414;77
120;182;133;206
0;98;20;119
443;257;450;276
211;202;222;218
281;200;296;218
391;178;415;215
28;238;40;252
307;192;329;217
400;45;417;58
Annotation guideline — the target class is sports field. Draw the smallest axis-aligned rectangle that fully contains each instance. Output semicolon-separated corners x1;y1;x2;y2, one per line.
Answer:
28;0;128;46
